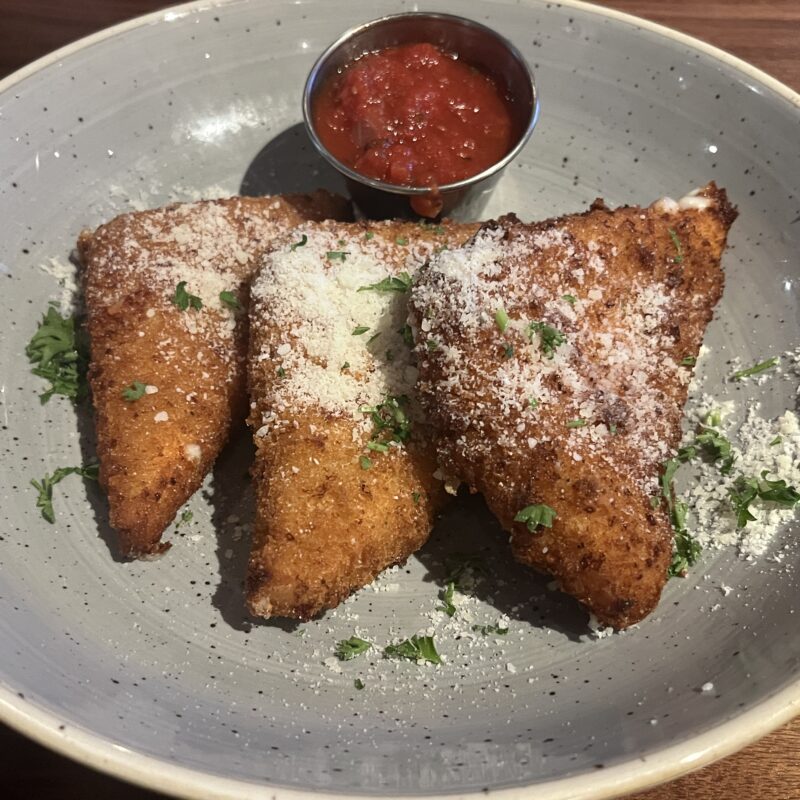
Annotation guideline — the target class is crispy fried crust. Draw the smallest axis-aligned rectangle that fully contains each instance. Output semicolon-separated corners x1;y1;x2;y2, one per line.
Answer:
247;220;477;619
78;192;352;558
410;184;736;628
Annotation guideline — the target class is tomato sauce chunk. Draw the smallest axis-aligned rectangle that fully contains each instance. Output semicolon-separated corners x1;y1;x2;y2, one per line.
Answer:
314;43;516;188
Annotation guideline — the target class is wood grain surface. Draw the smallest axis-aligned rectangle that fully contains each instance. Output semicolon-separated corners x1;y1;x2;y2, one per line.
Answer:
0;1;798;799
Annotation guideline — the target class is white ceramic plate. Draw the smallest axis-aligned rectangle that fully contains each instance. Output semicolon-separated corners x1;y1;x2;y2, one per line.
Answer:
0;1;798;798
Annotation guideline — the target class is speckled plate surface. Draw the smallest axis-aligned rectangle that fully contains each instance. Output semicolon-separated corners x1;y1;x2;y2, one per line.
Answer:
1;1;799;798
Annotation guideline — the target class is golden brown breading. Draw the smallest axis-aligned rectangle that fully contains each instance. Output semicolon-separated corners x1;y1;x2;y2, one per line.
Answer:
246;220;477;619
410;184;736;628
78;192;351;558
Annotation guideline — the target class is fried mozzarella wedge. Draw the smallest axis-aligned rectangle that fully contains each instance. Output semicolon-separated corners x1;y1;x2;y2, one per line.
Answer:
410;184;736;628
78;192;351;558
246;220;477;619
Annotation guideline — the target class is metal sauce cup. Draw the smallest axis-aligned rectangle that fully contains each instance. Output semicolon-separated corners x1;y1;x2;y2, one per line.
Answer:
303;12;539;220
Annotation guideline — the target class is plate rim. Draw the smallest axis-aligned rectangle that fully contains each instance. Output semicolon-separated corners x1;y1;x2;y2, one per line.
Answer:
1;0;798;798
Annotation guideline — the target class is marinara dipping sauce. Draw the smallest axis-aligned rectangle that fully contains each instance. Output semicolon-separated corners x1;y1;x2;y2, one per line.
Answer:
313;42;516;216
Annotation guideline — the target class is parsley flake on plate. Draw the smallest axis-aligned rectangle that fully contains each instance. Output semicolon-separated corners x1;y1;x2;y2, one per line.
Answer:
359;455;373;470
730;357;779;381
437;581;456;617
26;304;89;404
472;623;509;637
335;636;372;661
514;504;557;531
680;355;697;367
566;418;586;429
383;634;441;665
30;463;99;524
326;250;348;262
660;459;702;577
122;381;147;401
352;325;370;336
354;678;365;690
729;471;800;529
562;294;577;306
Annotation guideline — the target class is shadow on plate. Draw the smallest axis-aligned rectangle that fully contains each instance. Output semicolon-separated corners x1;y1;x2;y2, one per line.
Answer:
239;122;347;198
416;490;589;642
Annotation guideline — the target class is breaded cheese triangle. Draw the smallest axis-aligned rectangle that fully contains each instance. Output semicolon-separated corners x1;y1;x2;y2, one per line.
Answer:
78;192;351;558
409;184;736;628
246;220;477;619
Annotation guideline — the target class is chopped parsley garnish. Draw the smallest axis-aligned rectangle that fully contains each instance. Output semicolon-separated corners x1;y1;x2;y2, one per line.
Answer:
528;321;566;359
219;290;241;311
290;233;308;251
426;339;439;352
172;281;202;311
729;471;800;528
503;343;515;359
494;308;509;333
395;236;408;246
399;324;414;347
176;509;193;529
472;623;509;637
649;495;662;509
352;325;370;336
677;425;735;475
433;225;445;235
354;678;365;690
276;366;286;378
730;357;779;381
335;636;372;661
122;381;147;401
566;418;586;429
367;441;389;453
364;231;375;240
360;395;412;449
359;455;373;470
437;582;456;617
384;635;441;665
366;331;382;345
411;491;421;506
770;436;782;447
694;427;735;474
669;513;701;577
341;362;350;371
660;459;701;577
514;503;557;531
609;423;618;435
667;227;684;264
358;272;412;293
30;463;99;524
26;304;89;404
562;294;577;306
680;356;697;367
326;250;348;261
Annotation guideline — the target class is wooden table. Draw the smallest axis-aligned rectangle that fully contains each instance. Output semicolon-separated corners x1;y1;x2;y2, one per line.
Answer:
1;1;798;798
